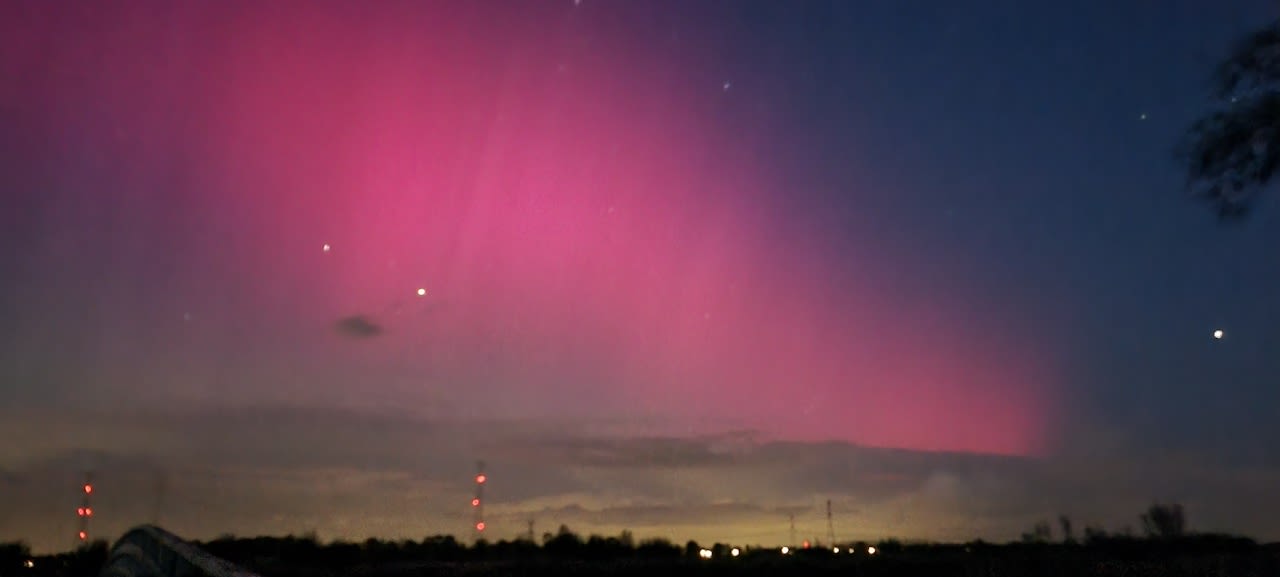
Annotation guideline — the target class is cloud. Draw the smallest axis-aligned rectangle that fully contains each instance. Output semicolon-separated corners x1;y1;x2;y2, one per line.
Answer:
0;467;18;488
5;405;1280;552
491;433;746;469
334;315;383;338
522;500;789;529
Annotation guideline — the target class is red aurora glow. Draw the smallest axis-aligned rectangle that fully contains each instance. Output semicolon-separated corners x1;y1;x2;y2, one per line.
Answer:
2;1;1058;456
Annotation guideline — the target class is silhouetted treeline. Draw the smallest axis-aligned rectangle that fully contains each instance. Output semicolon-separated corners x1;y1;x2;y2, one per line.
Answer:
196;525;682;569
181;524;1280;577
0;541;31;577
186;529;1279;577
7;504;1280;577
1;539;106;577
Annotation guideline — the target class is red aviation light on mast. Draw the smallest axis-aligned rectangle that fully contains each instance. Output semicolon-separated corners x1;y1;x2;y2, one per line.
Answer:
472;461;486;540
79;472;94;545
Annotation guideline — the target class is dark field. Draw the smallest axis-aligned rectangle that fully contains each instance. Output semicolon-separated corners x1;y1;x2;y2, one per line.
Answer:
238;556;1280;577
207;538;1280;577
10;533;1280;577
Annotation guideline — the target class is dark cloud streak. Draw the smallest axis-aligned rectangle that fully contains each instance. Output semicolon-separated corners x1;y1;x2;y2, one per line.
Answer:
334;315;383;339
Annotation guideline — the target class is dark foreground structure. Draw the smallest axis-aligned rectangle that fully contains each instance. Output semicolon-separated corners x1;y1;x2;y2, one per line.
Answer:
100;526;260;577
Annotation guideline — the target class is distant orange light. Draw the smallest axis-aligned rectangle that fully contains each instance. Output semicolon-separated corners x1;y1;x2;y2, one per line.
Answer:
471;498;480;506
84;484;93;494
475;474;486;484
78;531;87;540
85;508;93;517
77;508;85;516
475;522;486;531
803;540;810;549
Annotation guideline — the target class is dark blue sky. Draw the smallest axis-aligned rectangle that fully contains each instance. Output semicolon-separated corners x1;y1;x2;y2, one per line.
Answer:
1;0;1278;551
720;0;1280;453
653;0;1280;456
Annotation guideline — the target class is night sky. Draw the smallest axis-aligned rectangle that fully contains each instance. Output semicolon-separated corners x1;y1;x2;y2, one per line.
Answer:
2;0;1279;553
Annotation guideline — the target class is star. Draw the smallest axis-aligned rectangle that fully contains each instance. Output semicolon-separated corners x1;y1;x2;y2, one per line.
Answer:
322;243;331;253
1139;113;1147;120
722;81;732;91
183;312;191;322
417;288;427;297
1212;329;1224;340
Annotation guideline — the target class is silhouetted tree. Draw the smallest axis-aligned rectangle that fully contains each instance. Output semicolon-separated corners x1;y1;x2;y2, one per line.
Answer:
636;537;681;559
490;537;538;559
1059;515;1075;544
470;538;489;558
583;534;631;559
67;539;109;576
544;525;583;556
1021;520;1052;544
0;541;31;572
710;542;734;558
874;538;904;554
1141;502;1187;538
420;534;463;561
1182;19;1280;217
